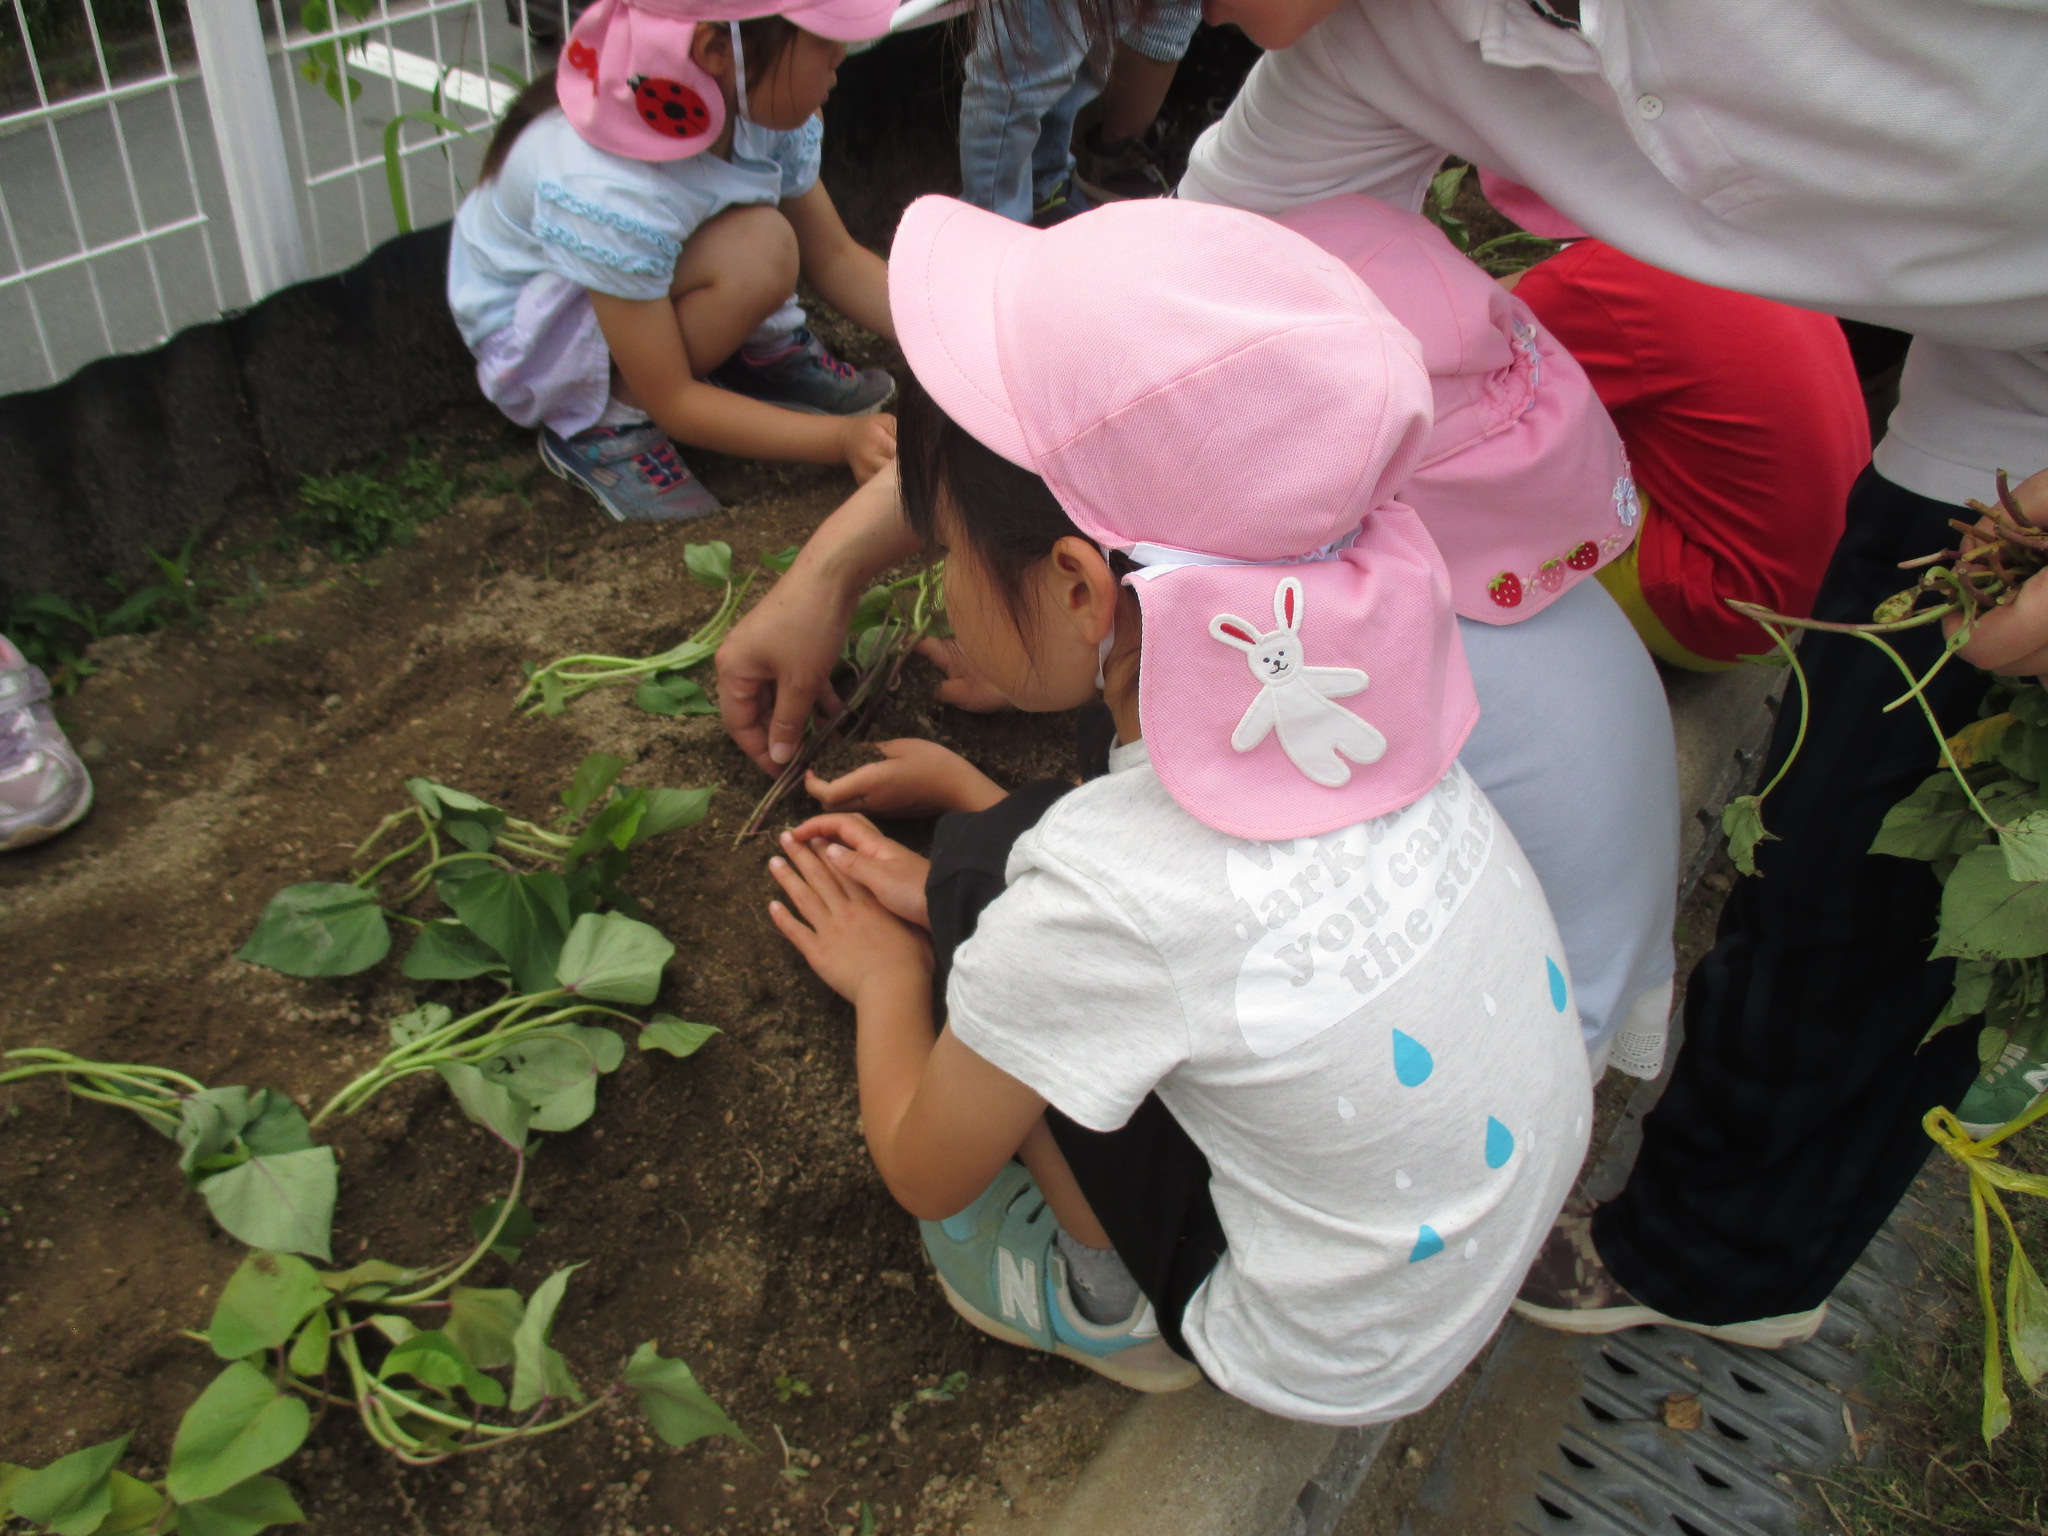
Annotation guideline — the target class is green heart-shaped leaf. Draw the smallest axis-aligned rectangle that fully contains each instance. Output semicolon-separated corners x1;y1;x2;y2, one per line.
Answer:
167;1364;311;1504
197;1149;338;1261
554;912;673;1004
210;1252;329;1359
236;884;390;977
621;1343;753;1451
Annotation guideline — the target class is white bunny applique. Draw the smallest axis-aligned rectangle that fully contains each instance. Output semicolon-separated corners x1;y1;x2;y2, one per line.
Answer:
1208;576;1387;787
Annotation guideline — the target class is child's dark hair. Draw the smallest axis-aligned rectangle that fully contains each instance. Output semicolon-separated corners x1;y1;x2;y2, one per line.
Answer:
480;17;799;182
899;372;1133;634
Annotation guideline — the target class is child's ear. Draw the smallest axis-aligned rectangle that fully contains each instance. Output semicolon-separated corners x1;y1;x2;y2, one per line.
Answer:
1048;535;1120;645
689;21;732;80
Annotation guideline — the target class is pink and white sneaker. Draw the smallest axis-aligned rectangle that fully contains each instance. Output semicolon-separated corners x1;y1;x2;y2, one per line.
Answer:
0;636;93;852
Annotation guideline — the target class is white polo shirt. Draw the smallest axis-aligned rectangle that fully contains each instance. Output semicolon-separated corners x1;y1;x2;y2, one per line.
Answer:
1181;0;2048;507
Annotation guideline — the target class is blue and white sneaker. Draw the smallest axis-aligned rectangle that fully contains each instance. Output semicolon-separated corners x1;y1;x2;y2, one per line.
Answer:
537;422;720;523
709;327;896;418
919;1163;1200;1393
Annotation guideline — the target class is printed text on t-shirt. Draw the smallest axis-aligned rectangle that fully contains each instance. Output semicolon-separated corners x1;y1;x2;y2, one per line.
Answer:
1224;766;1494;1056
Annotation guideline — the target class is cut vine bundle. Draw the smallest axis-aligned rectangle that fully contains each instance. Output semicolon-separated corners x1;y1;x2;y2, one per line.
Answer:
1715;466;2048;1444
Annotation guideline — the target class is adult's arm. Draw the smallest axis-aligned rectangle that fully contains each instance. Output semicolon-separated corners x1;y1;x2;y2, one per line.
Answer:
716;460;923;771
1177;14;1446;215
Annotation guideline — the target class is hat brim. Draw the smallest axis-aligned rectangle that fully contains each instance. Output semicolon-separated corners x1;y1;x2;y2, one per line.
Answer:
779;0;898;39
888;195;1035;466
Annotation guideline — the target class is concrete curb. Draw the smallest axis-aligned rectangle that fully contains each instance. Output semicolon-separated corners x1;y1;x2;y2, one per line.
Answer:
1027;662;1786;1536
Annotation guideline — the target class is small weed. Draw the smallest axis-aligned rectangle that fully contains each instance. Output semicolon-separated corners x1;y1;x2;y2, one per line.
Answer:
3;533;210;692
774;1372;813;1403
291;447;463;564
1808;1168;2048;1533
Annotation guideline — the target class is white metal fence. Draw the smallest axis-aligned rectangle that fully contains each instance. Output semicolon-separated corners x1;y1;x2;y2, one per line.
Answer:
0;0;536;393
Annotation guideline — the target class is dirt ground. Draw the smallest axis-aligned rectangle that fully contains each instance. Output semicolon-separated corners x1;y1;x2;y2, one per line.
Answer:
0;413;1129;1536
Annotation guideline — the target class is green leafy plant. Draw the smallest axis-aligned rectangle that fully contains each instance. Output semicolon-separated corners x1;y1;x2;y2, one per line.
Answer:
515;542;766;718
737;562;947;840
289;455;457;565
1424;163;1563;277
2;1430;303;1536
1721;469;2048;1441
295;0;372;106
0;1060;337;1261
4;535;211;694
236;754;713;989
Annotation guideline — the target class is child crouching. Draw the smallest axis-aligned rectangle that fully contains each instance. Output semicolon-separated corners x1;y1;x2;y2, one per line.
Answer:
447;0;899;524
766;197;1591;1420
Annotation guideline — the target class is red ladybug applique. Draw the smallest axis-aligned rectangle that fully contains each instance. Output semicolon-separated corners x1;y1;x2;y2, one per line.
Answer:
631;76;711;138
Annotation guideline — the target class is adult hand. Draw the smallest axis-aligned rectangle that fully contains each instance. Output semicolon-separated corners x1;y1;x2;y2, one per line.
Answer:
767;826;933;1002
717;565;855;774
784;813;934;928
841;413;898;485
717;463;924;774
913;637;1011;712
1950;467;2048;679
805;738;1007;820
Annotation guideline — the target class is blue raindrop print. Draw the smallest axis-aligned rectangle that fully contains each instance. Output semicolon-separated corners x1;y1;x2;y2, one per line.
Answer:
1486;1116;1515;1169
1546;957;1568;1012
1392;1029;1434;1087
1409;1225;1445;1263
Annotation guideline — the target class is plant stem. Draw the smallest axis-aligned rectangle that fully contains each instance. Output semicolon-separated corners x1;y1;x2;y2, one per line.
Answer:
385;1150;525;1306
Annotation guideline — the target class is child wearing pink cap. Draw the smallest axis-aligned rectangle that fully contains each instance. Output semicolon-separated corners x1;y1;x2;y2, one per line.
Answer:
764;195;1591;1419
446;0;899;522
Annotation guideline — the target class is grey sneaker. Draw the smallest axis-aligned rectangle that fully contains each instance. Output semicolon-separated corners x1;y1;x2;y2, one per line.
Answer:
1511;1197;1827;1349
1073;123;1173;204
709;328;896;417
537;422;721;523
0;636;93;852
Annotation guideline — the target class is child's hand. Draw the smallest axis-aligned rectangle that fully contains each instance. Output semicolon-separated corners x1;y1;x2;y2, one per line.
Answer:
913;637;1012;713
768;828;931;1004
783;815;933;927
806;738;1006;819
841;413;898;484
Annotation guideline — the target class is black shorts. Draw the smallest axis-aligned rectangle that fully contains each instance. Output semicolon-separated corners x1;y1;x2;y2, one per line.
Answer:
924;710;1224;1360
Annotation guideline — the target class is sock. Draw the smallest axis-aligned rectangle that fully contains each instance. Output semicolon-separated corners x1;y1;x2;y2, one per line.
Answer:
595;395;645;429
1055;1227;1140;1325
740;298;807;364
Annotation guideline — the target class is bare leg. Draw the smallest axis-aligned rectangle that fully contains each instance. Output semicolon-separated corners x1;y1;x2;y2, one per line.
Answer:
1098;45;1178;143
1019;1119;1112;1247
670;203;800;376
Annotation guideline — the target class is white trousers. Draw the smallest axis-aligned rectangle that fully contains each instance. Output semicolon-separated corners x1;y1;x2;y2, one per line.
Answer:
1457;579;1680;1078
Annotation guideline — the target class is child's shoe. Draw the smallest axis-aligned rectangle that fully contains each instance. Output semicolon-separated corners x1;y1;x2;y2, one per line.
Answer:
1030;173;1094;229
1073;123;1173;204
0;637;93;852
537;422;721;522
918;1163;1200;1393
708;328;896;417
1957;1031;2048;1137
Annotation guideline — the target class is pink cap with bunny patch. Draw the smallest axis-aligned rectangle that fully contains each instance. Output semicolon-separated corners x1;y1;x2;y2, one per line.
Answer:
888;195;1477;841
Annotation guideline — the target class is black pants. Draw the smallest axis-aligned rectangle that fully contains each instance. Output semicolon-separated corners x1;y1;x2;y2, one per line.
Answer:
1595;467;1986;1324
925;715;1225;1359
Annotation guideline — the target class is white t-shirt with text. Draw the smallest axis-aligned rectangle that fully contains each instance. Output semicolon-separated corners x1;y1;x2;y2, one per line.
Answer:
947;742;1592;1425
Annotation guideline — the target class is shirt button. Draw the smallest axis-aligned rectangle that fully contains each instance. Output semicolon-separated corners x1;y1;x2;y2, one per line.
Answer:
1636;93;1664;120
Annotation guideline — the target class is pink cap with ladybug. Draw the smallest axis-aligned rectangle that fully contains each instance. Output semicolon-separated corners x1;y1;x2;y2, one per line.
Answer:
557;0;895;163
1270;195;1636;623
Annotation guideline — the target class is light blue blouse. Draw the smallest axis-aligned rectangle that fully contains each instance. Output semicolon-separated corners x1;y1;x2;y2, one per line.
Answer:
447;106;823;347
